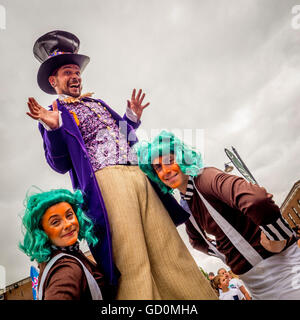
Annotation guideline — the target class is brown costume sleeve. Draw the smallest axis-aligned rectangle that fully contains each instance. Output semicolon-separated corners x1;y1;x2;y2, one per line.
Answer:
196;167;293;241
43;257;86;300
196;168;279;224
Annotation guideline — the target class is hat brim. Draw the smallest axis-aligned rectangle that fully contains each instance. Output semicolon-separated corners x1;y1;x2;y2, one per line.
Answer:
37;53;90;94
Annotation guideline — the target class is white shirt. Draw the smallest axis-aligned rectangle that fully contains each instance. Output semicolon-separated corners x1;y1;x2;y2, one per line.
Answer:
229;278;243;290
219;288;244;300
219;278;246;299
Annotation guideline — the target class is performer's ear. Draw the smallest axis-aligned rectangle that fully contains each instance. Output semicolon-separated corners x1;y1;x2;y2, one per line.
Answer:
48;76;56;88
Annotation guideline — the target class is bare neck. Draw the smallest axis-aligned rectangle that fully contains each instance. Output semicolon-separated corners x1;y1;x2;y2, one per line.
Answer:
177;175;189;194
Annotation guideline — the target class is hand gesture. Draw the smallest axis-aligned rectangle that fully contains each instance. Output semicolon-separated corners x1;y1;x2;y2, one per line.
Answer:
27;97;59;130
127;89;150;121
260;231;287;253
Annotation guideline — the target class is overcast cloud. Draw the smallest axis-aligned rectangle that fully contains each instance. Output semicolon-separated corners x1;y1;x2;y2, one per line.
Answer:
0;0;299;286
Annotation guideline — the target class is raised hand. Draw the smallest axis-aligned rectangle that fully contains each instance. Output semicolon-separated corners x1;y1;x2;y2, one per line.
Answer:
127;88;150;121
27;97;59;130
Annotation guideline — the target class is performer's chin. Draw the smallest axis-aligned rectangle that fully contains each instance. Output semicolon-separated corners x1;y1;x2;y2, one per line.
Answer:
68;89;81;98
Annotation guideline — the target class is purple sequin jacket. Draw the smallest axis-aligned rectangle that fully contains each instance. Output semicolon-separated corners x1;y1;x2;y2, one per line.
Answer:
38;97;190;286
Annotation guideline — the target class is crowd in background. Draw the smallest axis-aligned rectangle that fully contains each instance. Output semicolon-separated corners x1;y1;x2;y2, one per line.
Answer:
208;268;252;300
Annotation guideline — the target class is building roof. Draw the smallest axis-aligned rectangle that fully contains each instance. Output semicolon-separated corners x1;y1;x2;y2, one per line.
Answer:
280;180;300;229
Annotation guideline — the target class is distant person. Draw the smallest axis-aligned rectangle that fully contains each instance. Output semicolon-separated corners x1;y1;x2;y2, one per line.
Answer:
136;130;300;299
213;275;244;300
19;188;110;300
208;272;218;296
218;268;251;300
228;270;239;279
208;272;215;280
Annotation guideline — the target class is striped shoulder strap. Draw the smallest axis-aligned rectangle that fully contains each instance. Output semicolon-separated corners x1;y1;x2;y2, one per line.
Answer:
192;179;263;267
189;213;227;263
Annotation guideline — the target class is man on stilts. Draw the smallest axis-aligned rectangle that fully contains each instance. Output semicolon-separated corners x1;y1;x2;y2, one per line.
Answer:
26;30;217;299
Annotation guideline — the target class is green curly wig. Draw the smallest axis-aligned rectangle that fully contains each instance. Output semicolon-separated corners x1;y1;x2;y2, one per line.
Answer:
19;188;98;263
135;130;203;194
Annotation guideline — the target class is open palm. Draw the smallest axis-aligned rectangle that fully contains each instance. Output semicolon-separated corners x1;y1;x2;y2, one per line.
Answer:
127;89;150;121
27;97;59;130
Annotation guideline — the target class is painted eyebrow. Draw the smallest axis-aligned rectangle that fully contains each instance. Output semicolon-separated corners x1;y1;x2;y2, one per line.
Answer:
48;208;73;221
152;164;161;169
152;155;175;166
162;155;175;164
48;214;60;222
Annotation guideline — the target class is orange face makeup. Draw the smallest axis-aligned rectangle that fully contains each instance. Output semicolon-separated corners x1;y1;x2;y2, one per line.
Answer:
41;202;79;247
153;154;188;190
157;162;182;188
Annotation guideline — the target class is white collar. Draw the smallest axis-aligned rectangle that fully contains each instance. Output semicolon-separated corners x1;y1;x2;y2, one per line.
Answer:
58;93;71;101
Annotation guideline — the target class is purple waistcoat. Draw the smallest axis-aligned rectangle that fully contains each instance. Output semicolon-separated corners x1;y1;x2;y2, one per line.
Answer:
38;97;190;286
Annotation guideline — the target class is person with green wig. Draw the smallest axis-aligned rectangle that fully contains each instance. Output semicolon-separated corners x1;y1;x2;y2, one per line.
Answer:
19;188;111;300
25;30;218;300
136;130;300;300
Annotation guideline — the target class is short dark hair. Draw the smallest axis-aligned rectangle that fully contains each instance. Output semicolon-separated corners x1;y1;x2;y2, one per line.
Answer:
51;68;59;77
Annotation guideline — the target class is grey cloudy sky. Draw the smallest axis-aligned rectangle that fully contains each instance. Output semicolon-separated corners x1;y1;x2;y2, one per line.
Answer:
0;0;299;286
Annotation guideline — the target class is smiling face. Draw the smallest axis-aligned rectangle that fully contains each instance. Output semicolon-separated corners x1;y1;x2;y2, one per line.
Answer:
41;202;79;247
218;268;230;280
152;153;189;193
218;276;230;290
48;64;82;97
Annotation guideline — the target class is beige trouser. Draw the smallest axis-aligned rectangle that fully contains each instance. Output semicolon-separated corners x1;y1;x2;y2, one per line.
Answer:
95;165;217;300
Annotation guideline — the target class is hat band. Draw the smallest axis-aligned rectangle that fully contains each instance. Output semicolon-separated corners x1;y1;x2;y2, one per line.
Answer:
49;50;71;58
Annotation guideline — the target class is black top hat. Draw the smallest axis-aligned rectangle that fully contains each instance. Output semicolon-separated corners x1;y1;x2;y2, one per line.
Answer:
33;30;90;94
